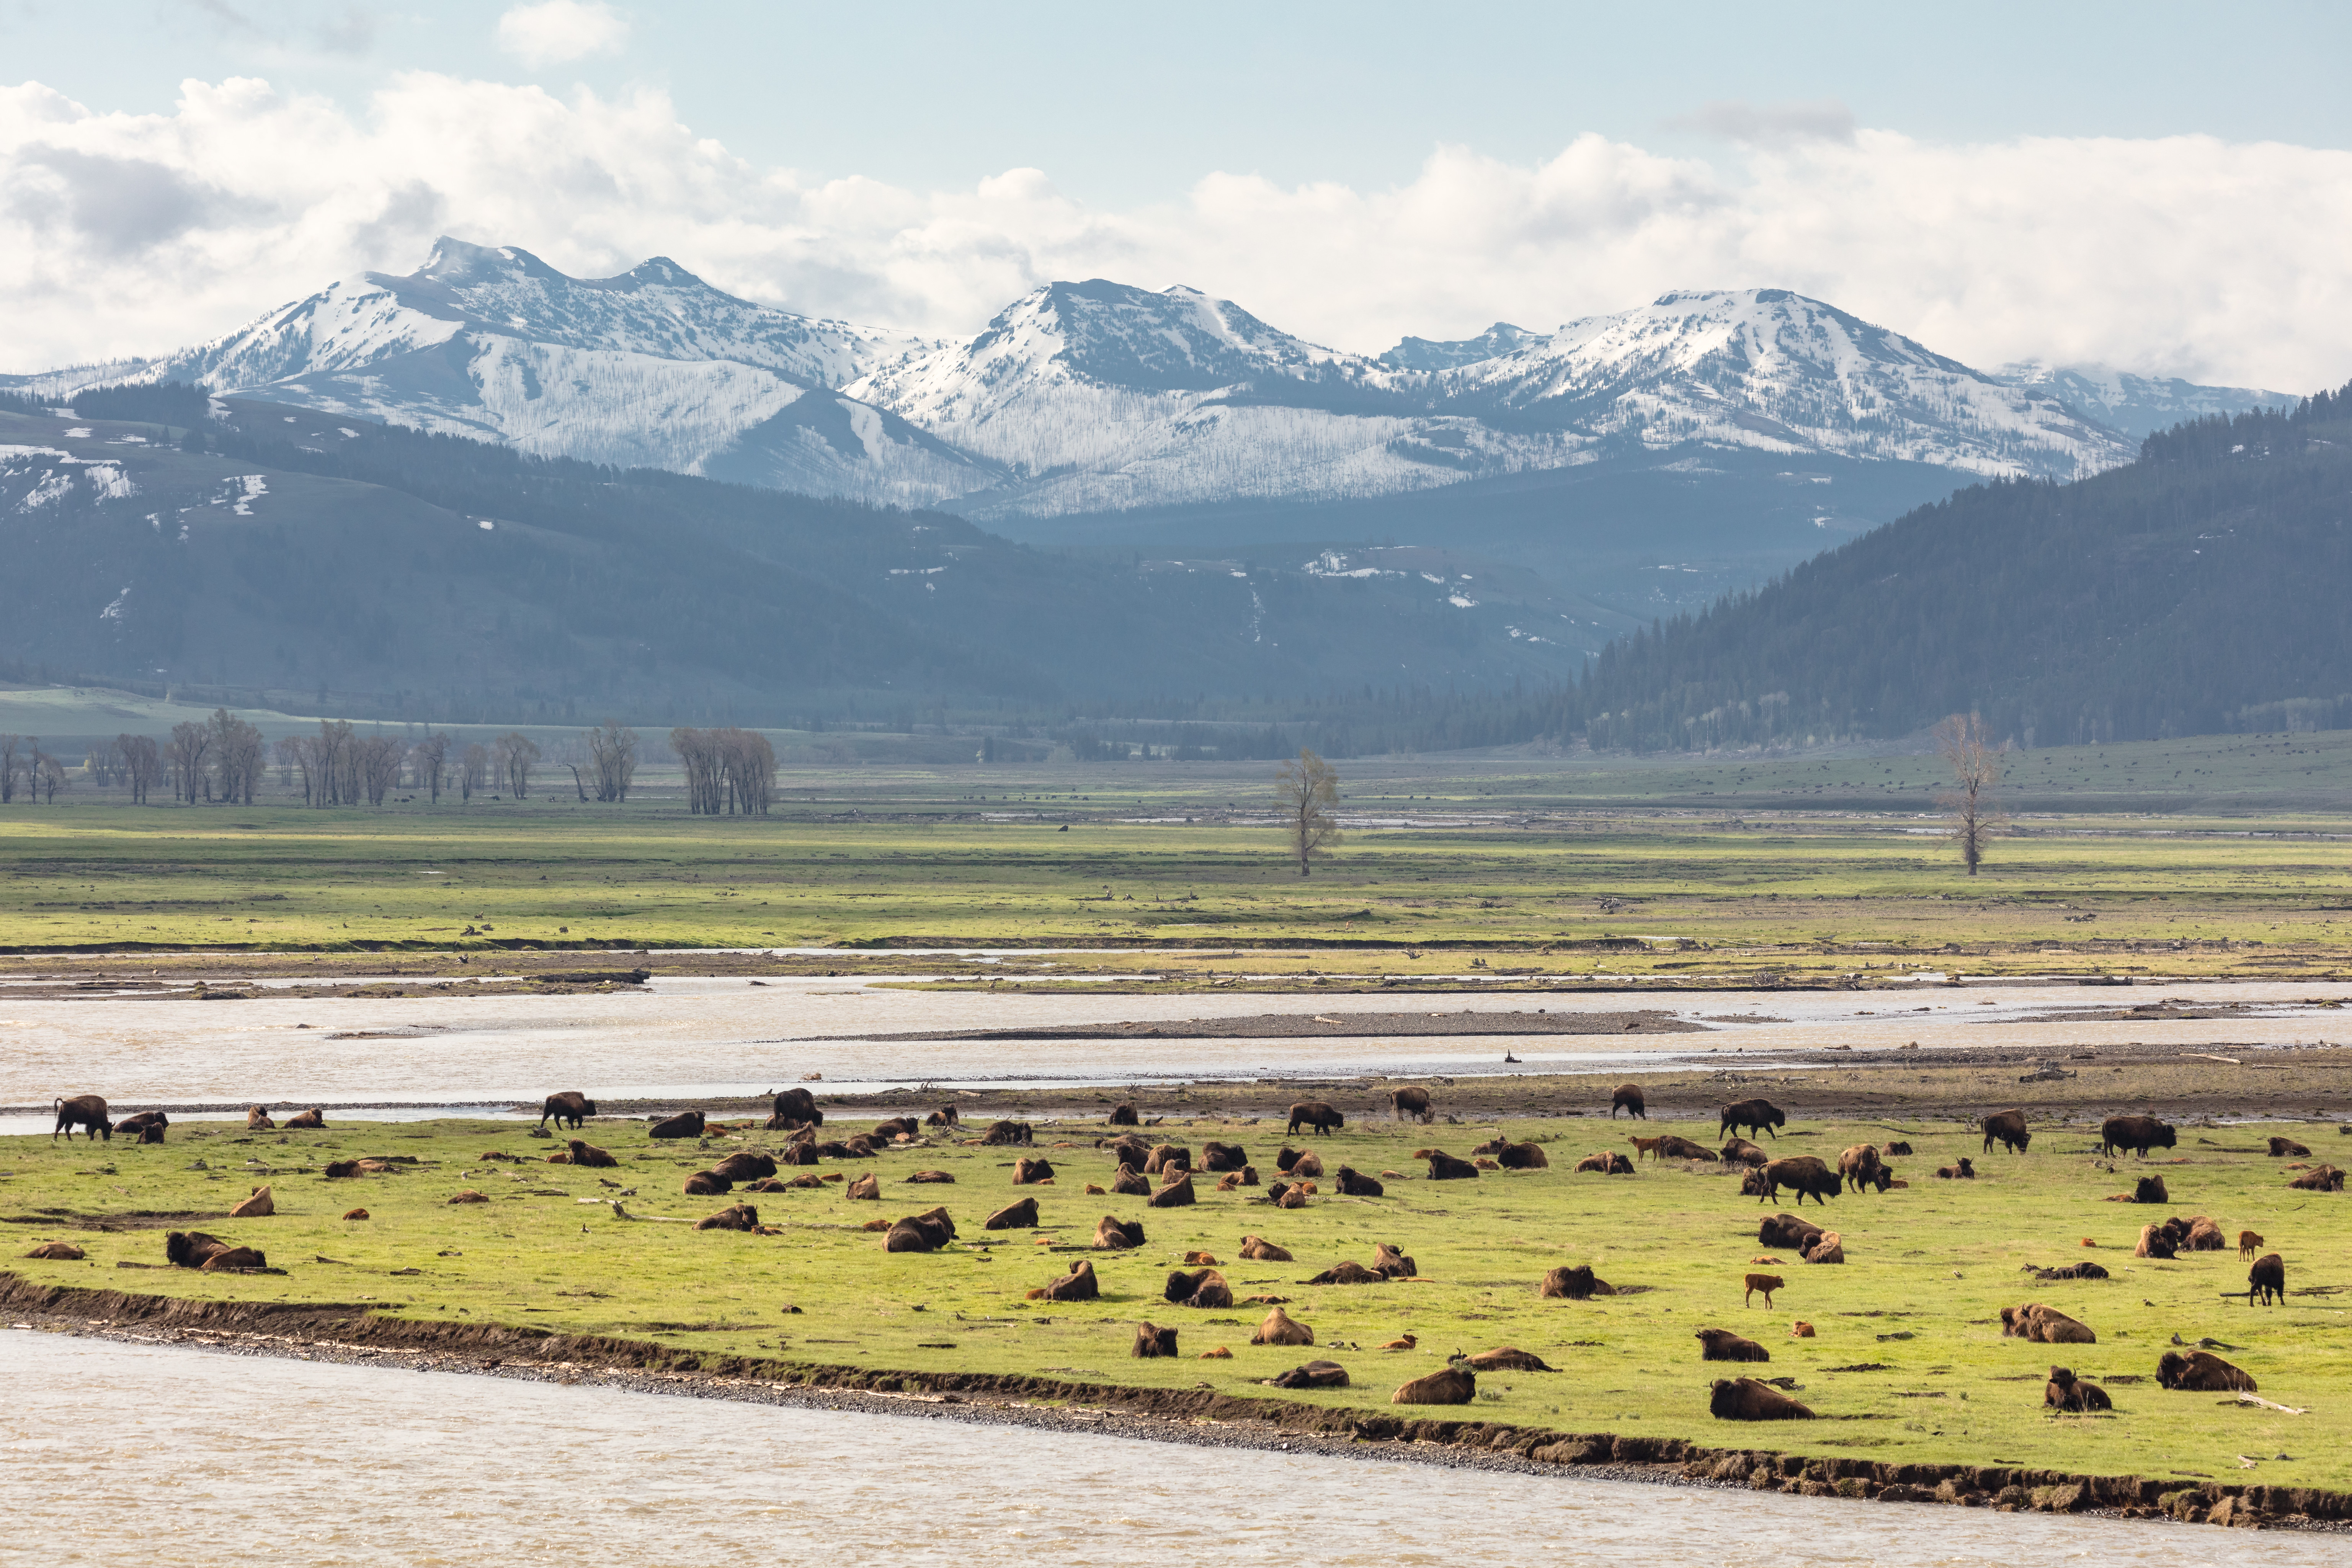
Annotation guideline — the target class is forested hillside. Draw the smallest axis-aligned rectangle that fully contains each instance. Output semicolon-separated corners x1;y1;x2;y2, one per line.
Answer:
1558;382;2352;750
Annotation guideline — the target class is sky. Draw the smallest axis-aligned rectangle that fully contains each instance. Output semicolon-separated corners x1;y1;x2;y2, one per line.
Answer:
4;0;2351;389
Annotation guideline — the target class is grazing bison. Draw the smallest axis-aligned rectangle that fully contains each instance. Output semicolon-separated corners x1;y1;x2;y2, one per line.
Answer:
1012;1157;1056;1185
1697;1326;1770;1362
1540;1264;1612;1299
2249;1252;2287;1307
1882;1140;1914;1156
1094;1215;1147;1250
1308;1260;1387;1285
981;1119;1036;1147
884;1207;957;1253
648;1110;706;1140
1251;1305;1315;1346
1031;1260;1100;1302
1202;1141;1248;1172
1757;1156;1838;1207
1935;1158;1976;1180
844;1173;880;1200
1286;1101;1345;1137
683;1171;733;1196
926;1105;961;1129
1497;1142;1550;1170
1743;1274;1784;1308
1708;1377;1815;1421
697;1203;760;1232
1149;1173;1197;1208
2000;1303;2095;1344
1464;1347;1555;1372
710;1152;777;1181
1720;1137;1770;1168
1981;1110;2032;1155
1390;1086;1435;1123
2131;1175;2169;1205
985;1196;1040;1230
1758;1212;1824;1251
1335;1166;1386;1197
52;1095;111;1141
23;1241;87;1260
1132;1322;1181;1358
566;1139;619;1169
768;1087;823;1129
246;1106;276;1130
2157;1349;2255;1392
2100;1114;2177;1158
228;1186;274;1218
1164;1267;1232;1308
2044;1365;2111;1413
2240;1229;2265;1260
539;1092;595;1131
2269;1135;2311;1158
1720;1099;1786;1140
1107;1102;1140;1127
1392;1365;1475;1406
114;1110;168;1141
1269;1359;1349;1389
1422;1149;1480;1180
2289;1164;2347;1191
1111;1166;1152;1197
1240;1234;1292;1262
1610;1083;1647;1119
1372;1242;1417;1278
1836;1145;1883;1193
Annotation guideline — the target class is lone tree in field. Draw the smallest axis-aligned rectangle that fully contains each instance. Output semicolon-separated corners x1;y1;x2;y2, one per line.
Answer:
1276;746;1342;876
1933;712;2006;876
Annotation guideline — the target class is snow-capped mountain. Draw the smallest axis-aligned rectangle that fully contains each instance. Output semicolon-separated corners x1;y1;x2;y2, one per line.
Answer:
1378;322;1543;372
1992;361;2295;440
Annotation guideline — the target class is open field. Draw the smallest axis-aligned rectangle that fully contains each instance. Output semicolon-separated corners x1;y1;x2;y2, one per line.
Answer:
7;1103;2349;1496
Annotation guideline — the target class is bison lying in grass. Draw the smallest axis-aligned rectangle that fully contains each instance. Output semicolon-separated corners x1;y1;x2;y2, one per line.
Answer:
2001;1303;2095;1344
2044;1365;2112;1412
2158;1349;2255;1391
884;1207;957;1253
1696;1327;1769;1362
1709;1376;1814;1420
1030;1260;1100;1302
1392;1365;1475;1405
1539;1264;1612;1299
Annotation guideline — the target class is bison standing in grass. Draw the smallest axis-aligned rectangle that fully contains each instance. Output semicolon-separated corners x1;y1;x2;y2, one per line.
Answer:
52;1095;112;1142
1836;1145;1883;1193
1757;1156;1838;1207
767;1087;823;1129
1720;1098;1785;1140
539;1091;595;1131
1610;1084;1647;1119
2249;1252;2287;1307
1980;1109;2031;1155
1390;1086;1434;1123
2100;1114;2176;1158
1287;1101;1345;1137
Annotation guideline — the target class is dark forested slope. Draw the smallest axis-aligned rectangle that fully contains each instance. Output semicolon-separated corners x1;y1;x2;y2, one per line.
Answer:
1561;382;2352;750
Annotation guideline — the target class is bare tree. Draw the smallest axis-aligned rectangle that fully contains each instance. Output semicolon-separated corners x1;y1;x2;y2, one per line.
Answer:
0;735;19;804
83;737;121;787
36;750;64;804
1934;713;2007;877
495;732;540;799
1275;747;1342;876
671;727;774;815
586;719;638;802
118;734;161;805
166;722;211;803
459;742;489;801
210;709;265;805
279;736;316;805
356;734;404;805
412;732;450;804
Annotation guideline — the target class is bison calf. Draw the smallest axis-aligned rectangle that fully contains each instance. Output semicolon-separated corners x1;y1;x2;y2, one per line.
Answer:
1743;1273;1784;1308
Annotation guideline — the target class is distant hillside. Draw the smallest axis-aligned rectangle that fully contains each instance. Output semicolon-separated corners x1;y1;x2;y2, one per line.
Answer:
1559;382;2352;750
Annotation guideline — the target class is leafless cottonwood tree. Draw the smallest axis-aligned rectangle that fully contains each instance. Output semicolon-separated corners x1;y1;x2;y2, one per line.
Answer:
411;732;449;804
209;709;265;805
587;720;638;802
459;742;490;801
1934;712;2008;876
118;734;160;804
670;727;775;815
1276;746;1342;876
166;722;211;803
0;735;20;804
495;732;541;799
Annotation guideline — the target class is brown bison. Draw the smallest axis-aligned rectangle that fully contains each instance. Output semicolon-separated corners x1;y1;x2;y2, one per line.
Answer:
845;1173;880;1200
282;1107;326;1130
1132;1321;1180;1358
539;1091;595;1130
567;1139;618;1169
1651;1135;1714;1161
926;1105;961;1128
1697;1326;1770;1362
1497;1142;1550;1170
710;1152;777;1181
683;1170;733;1196
1286;1100;1345;1137
1463;1347;1556;1372
1269;1359;1349;1389
1031;1260;1099;1301
1164;1267;1232;1308
985;1196;1040;1230
981;1119;1035;1146
905;1169;955;1184
1334;1166;1386;1197
1981;1109;2031;1155
2239;1229;2265;1260
1150;1173;1197;1208
114;1110;168;1142
1882;1140;1913;1156
872;1116;920;1140
166;1231;265;1270
2270;1135;2312;1157
1107;1102;1140;1127
2249;1252;2287;1307
2000;1303;2095;1344
1423;1149;1480;1180
1372;1242;1417;1278
2100;1114;2177;1158
884;1207;957;1253
697;1203;760;1232
780;1142;819;1166
1143;1143;1191;1174
1836;1145;1883;1194
341;1208;369;1221
1574;1150;1635;1175
2044;1365;2111;1412
1307;1259;1387;1285
1202;1141;1248;1172
1239;1234;1292;1261
1111;1165;1152;1197
1094;1215;1147;1250
1105;1134;1153;1167
246;1106;276;1130
2157;1349;2255;1391
1540;1264;1612;1299
1012;1157;1056;1185
768;1087;823;1129
1935;1158;1976;1180
228;1186;274;1218
1757;1156;1839;1207
1802;1230;1845;1265
2134;1222;2176;1259
1391;1086;1435;1123
2033;1261;2109;1281
2289;1164;2347;1191
1720;1137;1770;1168
1610;1083;1647;1119
1272;1145;1306;1173
1720;1098;1786;1140
1392;1365;1475;1405
1743;1273;1784;1308
648;1110;706;1140
23;1241;86;1260
1709;1376;1815;1420
1251;1305;1315;1346
51;1094;111;1141
1759;1212;1825;1251
1288;1151;1325;1179
2131;1174;2169;1204
2184;1216;2227;1251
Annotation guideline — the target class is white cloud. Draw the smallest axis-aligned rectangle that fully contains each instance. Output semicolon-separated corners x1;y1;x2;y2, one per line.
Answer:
3;72;2350;394
495;2;629;68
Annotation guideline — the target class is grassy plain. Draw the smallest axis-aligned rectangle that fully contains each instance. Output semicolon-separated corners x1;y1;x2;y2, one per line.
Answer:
8;1109;2347;1489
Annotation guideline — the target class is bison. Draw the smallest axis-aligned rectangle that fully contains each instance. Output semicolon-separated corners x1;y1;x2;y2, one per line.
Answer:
2100;1114;2177;1158
1132;1321;1180;1358
2131;1174;2169;1204
1239;1234;1292;1261
1652;1135;1714;1161
985;1196;1040;1230
1802;1230;1845;1264
1251;1305;1315;1346
1392;1365;1475;1405
1882;1140;1914;1156
228;1185;274;1218
1149;1173;1197;1208
872;1116;920;1140
566;1139;618;1169
1697;1326;1770;1362
1286;1101;1344;1137
1143;1144;1191;1174
779;1142;819;1166
1574;1150;1635;1175
2269;1135;2311;1158
1307;1260;1387;1285
1012;1156;1056;1185
1610;1083;1647;1119
648;1110;706;1140
926;1105;961;1129
709;1152;777;1181
1373;1242;1417;1279
1720;1137;1770;1168
1164;1267;1232;1308
1743;1273;1784;1308
981;1119;1035;1146
2239;1229;2265;1260
696;1203;760;1232
1981;1109;2032;1155
1272;1145;1306;1173
2044;1365;2112;1413
884;1206;957;1253
1836;1145;1883;1194
1757;1156;1839;1207
1463;1346;1555;1372
1111;1165;1152;1197
23;1241;87;1260
1720;1098;1786;1140
1094;1215;1147;1250
246;1106;276;1130
114;1110;168;1141
1422;1149;1480;1180
2184;1216;2227;1251
281;1107;325;1130
166;1230;264;1270
1708;1376;1814;1421
1107;1102;1140;1127
905;1169;955;1184
1288;1151;1324;1179
2288;1164;2347;1192
2134;1222;2176;1259
539;1091;595;1130
1539;1264;1612;1299
845;1173;880;1200
1031;1260;1099;1302
2033;1261;2109;1281
2249;1252;2287;1307
1269;1359;1348;1389
2157;1349;2255;1392
1759;1212;1824;1251
768;1087;823;1129
1335;1166;1386;1196
2000;1303;2095;1344
51;1094;111;1142
1202;1141;1248;1172
683;1170;733;1196
1390;1086;1434;1123
1935;1158;1976;1180
1497;1142;1550;1170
